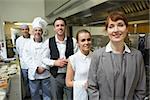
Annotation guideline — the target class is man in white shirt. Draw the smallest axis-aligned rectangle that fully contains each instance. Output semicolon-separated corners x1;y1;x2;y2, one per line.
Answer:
16;24;31;99
42;17;78;100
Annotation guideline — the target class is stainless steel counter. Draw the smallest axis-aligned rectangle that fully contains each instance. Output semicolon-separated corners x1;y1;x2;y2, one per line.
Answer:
0;60;22;100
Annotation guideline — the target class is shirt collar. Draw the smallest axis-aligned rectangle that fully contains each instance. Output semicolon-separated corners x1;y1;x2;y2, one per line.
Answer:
55;34;67;44
23;34;30;38
105;42;131;53
78;49;92;60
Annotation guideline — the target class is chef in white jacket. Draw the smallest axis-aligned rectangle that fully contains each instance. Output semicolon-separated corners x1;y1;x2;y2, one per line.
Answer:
22;17;51;100
16;24;31;99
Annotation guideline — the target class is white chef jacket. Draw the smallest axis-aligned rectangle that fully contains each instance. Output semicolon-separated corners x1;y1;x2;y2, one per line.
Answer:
16;36;31;69
22;39;50;80
42;34;78;73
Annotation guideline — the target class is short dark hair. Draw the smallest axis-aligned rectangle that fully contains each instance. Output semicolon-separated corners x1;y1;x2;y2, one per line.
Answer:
105;11;128;30
53;17;67;26
76;29;91;42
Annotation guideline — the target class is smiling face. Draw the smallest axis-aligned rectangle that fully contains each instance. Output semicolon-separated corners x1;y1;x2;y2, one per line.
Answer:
21;27;30;38
77;31;92;55
105;11;128;43
107;19;128;43
32;27;43;42
54;20;66;37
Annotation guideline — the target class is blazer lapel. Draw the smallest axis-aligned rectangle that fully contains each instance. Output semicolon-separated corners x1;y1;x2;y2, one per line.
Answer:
125;53;136;97
102;52;114;96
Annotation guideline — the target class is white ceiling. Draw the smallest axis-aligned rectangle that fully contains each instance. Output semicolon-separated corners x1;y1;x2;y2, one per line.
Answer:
0;0;45;22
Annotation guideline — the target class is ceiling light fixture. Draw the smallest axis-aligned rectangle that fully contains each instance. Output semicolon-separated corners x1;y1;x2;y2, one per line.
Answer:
83;13;92;18
14;22;32;26
88;20;105;25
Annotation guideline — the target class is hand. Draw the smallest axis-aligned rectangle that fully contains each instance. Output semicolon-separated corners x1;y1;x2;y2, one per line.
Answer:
36;67;46;74
54;58;68;67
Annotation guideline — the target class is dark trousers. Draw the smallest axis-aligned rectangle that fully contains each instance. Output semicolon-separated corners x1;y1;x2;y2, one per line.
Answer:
50;74;73;100
21;69;31;98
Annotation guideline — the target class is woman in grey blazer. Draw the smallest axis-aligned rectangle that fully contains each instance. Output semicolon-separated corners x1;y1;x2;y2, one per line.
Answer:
88;11;146;100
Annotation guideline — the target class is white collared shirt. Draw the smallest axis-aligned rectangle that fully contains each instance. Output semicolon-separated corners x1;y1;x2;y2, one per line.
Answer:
42;34;78;73
69;50;92;81
105;42;131;53
69;50;92;100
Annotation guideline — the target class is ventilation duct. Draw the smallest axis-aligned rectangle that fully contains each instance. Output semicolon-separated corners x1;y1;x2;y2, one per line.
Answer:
48;0;82;17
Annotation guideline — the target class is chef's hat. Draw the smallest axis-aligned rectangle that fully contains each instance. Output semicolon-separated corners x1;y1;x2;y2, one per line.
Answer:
32;17;48;29
20;24;29;29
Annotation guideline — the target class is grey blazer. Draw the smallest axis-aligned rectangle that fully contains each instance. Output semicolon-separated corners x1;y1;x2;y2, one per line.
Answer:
88;47;146;100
